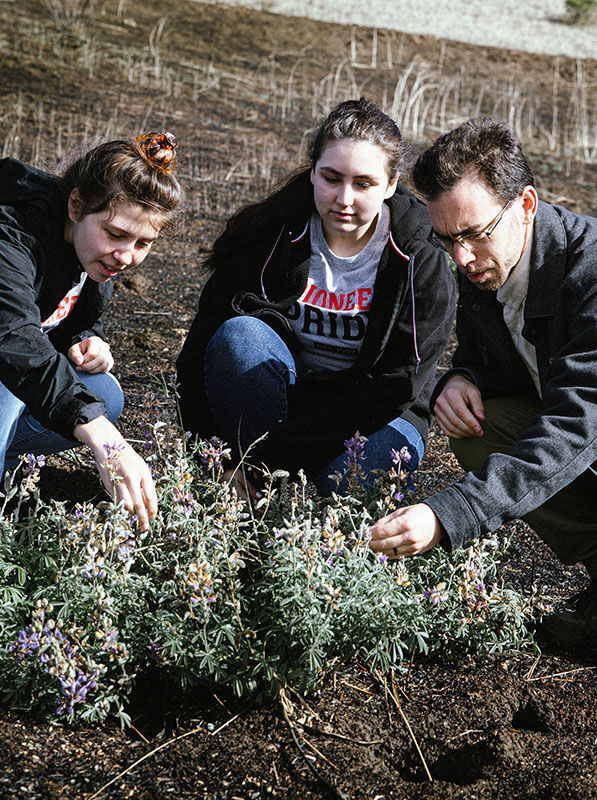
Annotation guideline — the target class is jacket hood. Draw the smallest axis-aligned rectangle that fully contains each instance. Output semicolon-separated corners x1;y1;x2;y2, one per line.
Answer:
385;184;436;251
0;158;68;253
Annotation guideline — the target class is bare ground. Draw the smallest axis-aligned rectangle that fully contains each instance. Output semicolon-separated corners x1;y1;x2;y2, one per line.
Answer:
0;2;596;798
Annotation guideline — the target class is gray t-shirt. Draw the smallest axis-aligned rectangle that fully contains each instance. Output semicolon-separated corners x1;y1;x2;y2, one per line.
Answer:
286;204;390;371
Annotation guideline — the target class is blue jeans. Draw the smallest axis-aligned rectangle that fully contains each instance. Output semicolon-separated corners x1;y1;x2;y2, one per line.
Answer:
204;317;424;495
0;371;124;473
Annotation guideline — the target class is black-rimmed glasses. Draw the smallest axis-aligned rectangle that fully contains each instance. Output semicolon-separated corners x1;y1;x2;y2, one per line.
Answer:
435;199;513;253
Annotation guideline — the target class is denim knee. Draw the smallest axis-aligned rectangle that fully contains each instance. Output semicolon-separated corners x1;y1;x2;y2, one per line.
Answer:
0;382;26;472
207;316;295;374
205;317;298;458
80;372;124;423
313;417;425;497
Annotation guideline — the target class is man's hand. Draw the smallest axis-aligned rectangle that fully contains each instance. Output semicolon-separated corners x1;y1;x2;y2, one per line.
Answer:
69;337;114;374
369;503;444;557
434;374;485;438
74;416;157;530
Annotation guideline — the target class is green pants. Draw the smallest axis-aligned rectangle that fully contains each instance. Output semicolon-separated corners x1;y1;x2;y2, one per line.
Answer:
450;396;597;580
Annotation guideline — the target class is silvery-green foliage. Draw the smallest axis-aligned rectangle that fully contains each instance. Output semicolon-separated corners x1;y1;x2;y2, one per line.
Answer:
0;406;537;725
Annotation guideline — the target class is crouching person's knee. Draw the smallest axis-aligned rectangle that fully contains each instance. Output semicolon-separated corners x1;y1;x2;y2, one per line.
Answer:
449;435;488;473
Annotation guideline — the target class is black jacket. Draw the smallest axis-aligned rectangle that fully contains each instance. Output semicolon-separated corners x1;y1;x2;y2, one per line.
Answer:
177;175;456;477
426;201;597;550
0;158;112;439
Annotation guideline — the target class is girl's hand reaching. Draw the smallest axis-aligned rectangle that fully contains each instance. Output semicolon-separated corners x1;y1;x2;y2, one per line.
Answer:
74;415;157;530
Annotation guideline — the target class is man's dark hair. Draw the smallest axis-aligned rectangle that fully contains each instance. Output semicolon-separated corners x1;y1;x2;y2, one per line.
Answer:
412;117;535;202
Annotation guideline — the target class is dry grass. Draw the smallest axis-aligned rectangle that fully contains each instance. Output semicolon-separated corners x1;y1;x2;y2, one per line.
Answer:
1;0;596;224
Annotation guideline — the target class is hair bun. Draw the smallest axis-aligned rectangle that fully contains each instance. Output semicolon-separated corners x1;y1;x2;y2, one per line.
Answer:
134;131;179;174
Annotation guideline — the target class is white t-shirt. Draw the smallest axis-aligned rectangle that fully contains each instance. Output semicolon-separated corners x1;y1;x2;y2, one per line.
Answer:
41;272;88;332
286;204;390;372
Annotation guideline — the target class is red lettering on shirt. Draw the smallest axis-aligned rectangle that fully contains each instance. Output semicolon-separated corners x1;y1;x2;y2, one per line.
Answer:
328;293;346;311
41;290;80;330
357;287;372;310
299;281;372;311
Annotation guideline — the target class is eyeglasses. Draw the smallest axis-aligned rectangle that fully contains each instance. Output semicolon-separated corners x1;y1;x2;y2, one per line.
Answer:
435;199;513;253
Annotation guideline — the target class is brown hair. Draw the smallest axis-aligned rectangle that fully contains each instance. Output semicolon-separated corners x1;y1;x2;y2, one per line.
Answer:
413;117;535;203
308;97;405;180
60;134;183;235
205;99;405;271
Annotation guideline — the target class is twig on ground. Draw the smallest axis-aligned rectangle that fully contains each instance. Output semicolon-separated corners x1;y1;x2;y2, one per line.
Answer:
209;712;242;735
279;686;349;800
341;679;375;695
88;725;204;800
212;691;233;715
385;671;433;783
89;714;242;799
302;723;383;746
526;665;596;682
299;734;339;769
524;654;541;680
129;723;150;743
445;729;483;744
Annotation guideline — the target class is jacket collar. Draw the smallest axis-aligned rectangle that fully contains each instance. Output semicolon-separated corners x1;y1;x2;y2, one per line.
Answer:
525;201;568;318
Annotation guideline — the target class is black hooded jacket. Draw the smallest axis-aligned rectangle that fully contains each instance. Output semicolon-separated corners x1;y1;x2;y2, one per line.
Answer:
0;158;111;438
177;173;456;477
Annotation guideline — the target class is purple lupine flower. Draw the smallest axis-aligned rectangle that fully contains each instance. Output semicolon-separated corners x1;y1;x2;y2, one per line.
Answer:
103;442;125;460
10;626;40;661
24;453;44;471
390;446;410;466
200;436;228;472
344;431;368;491
423;583;449;606
56;668;100;716
344;432;367;465
142;427;154;451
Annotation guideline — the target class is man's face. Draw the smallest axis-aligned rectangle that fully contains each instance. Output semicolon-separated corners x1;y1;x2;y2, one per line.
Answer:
426;173;537;292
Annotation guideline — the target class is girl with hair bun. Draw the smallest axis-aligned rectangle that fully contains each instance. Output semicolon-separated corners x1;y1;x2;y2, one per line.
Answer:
177;99;456;498
0;132;182;528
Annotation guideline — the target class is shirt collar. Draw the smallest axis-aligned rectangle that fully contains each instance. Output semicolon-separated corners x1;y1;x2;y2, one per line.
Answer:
496;226;534;309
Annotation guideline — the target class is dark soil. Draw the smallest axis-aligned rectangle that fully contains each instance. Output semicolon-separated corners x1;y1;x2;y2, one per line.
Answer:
0;2;596;798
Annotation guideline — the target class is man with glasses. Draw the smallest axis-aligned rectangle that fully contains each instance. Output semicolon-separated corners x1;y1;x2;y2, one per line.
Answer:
369;116;597;646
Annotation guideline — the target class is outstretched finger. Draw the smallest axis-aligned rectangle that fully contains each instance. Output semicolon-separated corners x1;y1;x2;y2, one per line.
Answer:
141;473;158;521
120;479;150;530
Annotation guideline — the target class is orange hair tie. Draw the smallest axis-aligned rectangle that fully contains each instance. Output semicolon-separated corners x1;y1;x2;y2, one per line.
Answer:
134;131;179;174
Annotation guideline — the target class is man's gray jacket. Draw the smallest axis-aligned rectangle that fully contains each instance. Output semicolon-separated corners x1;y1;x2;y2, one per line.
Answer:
426;200;597;551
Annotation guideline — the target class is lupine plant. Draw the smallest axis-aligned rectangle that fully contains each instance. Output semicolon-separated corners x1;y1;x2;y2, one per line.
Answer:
0;392;538;726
